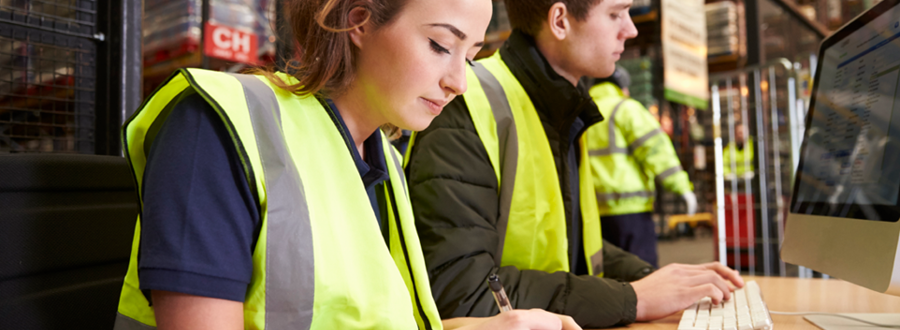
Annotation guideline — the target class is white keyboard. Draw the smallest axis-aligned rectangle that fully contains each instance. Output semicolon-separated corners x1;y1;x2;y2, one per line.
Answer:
678;281;774;330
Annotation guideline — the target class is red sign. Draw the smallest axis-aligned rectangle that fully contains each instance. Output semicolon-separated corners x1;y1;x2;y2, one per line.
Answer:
203;22;258;65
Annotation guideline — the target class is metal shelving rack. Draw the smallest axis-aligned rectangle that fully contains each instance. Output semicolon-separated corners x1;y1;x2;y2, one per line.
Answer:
142;0;277;98
0;0;140;155
700;0;827;276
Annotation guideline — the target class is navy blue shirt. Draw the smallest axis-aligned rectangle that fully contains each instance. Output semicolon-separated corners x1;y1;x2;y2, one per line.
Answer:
139;90;390;302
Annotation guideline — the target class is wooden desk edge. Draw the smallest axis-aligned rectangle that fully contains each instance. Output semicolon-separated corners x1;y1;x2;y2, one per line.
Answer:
593;276;900;330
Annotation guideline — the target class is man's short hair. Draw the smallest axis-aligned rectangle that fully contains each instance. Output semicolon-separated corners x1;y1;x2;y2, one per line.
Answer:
505;0;603;36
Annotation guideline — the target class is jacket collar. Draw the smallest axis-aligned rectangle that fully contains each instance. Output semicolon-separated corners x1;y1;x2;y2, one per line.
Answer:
498;30;604;132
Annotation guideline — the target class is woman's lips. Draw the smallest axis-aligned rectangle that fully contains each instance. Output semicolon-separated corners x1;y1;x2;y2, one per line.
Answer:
421;97;447;115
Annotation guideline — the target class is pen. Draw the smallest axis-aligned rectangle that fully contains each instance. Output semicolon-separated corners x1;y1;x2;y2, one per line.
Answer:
487;274;512;313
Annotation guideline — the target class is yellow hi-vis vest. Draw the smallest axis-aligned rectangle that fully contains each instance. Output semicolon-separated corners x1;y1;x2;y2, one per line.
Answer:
585;82;693;216
114;69;442;330
406;52;605;276
723;138;755;177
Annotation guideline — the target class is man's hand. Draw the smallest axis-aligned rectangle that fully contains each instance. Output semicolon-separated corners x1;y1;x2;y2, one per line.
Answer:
442;309;582;330
630;262;744;321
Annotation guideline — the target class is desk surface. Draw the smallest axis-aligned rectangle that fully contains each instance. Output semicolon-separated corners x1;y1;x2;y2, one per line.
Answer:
606;276;900;330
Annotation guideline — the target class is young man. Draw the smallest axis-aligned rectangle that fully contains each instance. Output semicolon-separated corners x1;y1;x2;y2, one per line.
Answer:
405;0;744;328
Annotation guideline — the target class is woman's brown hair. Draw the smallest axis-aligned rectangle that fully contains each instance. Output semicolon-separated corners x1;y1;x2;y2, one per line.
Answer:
252;0;406;97
249;0;409;138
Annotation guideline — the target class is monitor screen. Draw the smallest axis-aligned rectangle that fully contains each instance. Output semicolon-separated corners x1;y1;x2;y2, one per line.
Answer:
792;3;900;222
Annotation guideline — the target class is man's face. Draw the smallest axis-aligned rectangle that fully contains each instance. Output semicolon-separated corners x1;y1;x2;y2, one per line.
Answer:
563;0;638;79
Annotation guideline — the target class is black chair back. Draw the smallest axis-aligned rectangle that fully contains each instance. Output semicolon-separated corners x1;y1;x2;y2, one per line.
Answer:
0;154;137;329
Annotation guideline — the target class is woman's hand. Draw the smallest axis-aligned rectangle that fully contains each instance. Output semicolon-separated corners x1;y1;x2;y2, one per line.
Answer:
442;309;582;330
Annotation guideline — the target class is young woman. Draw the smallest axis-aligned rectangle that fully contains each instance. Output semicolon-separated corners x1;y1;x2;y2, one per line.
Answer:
113;0;579;329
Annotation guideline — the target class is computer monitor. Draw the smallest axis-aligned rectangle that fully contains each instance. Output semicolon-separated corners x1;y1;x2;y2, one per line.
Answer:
782;0;900;296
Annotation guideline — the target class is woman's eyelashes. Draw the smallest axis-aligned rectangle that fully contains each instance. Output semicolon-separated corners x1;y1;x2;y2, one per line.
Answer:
429;38;451;55
430;38;476;67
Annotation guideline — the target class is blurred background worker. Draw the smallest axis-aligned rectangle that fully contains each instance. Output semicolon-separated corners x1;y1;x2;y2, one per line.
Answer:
723;124;755;180
585;67;697;268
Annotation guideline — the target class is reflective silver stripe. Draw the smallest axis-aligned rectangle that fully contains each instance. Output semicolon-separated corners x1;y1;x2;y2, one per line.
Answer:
629;128;662;152
588;147;627;156
590;249;604;276
114;313;157;330
595;191;654;202
230;74;314;329
387;144;409;199
657;165;683;183
471;62;519;266
587;99;628;156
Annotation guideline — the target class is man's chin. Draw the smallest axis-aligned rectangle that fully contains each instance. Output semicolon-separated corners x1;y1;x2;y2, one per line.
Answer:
593;66;617;79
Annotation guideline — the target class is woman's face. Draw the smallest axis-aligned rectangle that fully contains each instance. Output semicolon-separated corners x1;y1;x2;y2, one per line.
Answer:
351;0;492;131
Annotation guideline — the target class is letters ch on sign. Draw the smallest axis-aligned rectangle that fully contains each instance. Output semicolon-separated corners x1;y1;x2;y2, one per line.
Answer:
203;22;259;65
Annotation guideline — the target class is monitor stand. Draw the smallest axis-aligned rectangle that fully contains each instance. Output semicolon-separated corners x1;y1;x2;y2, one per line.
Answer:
805;314;900;330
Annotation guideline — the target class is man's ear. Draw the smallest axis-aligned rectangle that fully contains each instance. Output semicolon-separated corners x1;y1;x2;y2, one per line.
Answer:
347;6;370;49
546;2;570;41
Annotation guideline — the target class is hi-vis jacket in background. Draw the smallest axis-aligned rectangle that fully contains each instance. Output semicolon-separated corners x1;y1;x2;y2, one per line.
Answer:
584;82;693;216
723;137;755;178
114;69;442;330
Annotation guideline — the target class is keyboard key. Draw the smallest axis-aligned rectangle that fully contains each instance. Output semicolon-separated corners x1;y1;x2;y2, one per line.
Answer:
724;309;736;318
683;310;697;321
698;311;710;320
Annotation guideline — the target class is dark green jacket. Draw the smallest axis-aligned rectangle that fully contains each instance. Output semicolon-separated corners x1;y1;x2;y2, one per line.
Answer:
405;30;654;328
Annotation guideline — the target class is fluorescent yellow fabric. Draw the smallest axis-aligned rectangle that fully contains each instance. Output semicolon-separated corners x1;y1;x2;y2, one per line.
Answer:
459;52;605;276
723;138;755;177
116;69;441;330
585;82;693;216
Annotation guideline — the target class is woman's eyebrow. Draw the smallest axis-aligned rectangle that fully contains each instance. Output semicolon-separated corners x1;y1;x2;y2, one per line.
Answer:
427;23;485;47
427;23;467;40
